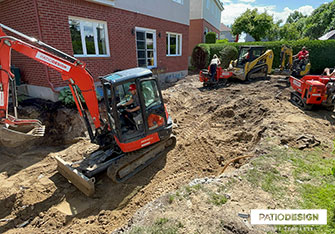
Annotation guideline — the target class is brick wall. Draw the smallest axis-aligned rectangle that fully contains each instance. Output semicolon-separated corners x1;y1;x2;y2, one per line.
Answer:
0;0;47;86
188;18;220;56
1;0;189;88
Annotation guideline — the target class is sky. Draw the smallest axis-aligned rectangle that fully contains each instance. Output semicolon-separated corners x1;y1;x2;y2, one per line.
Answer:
220;0;334;26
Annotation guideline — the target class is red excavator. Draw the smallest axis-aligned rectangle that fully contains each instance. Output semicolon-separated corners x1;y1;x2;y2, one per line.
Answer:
0;24;176;196
289;74;335;111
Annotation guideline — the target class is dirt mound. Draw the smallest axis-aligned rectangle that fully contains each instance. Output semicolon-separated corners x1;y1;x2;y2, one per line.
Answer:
0;75;334;233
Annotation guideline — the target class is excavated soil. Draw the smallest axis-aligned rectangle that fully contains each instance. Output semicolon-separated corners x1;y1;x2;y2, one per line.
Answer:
0;74;334;233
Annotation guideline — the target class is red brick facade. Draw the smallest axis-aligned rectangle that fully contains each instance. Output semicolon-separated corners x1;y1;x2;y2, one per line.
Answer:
0;0;189;88
188;19;219;56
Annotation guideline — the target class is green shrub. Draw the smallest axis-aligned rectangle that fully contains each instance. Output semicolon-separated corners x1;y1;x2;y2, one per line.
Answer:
205;32;217;44
216;39;228;44
191;43;237;69
219;45;238;68
58;86;101;107
191;44;210;69
196;39;335;73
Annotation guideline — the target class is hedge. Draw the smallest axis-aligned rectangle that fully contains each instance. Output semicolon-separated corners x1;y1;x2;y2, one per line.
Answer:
190;44;238;69
205;32;217;44
192;39;335;73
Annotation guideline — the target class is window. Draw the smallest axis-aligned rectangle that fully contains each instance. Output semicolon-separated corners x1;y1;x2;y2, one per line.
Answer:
172;0;183;4
69;17;109;57
166;32;182;56
136;28;156;68
206;0;210;9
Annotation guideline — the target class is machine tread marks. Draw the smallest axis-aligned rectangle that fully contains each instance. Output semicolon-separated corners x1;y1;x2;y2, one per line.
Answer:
107;135;176;183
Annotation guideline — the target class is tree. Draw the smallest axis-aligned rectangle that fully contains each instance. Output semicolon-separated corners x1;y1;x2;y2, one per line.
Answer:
303;1;335;39
279;23;300;41
286;11;306;24
267;20;282;41
232;9;274;41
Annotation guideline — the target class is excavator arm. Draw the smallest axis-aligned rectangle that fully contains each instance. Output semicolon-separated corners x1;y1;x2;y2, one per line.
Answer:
279;45;293;71
0;23;102;146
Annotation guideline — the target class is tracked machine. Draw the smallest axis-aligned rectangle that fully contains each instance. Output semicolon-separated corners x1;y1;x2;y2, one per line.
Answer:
274;45;311;77
0;24;176;196
289;74;335;111
199;46;273;87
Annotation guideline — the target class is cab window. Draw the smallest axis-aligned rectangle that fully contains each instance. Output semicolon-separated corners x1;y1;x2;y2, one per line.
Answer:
115;82;133;105
140;80;162;108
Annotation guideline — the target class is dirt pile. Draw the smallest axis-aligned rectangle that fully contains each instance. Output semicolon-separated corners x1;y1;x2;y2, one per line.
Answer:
0;74;334;233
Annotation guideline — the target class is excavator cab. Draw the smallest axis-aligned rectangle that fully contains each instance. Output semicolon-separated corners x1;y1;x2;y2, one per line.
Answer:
100;68;172;146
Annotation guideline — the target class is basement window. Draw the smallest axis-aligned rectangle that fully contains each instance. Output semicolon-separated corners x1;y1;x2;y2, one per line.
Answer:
166;32;182;56
69;17;110;57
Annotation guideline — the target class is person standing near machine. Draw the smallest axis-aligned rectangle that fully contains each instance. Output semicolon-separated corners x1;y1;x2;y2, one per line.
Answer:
209;54;221;82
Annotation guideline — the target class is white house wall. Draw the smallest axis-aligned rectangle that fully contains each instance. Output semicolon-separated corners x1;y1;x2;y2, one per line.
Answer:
202;0;221;29
190;0;203;20
114;0;190;26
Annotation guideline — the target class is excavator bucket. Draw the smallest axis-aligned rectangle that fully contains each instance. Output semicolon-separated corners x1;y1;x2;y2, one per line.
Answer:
0;116;45;148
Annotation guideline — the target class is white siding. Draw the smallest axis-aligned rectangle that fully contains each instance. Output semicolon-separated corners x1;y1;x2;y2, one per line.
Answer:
114;0;190;25
202;0;221;30
190;0;202;19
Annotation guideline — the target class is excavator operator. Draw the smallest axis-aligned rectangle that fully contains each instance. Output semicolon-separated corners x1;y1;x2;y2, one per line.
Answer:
121;84;142;130
293;46;309;69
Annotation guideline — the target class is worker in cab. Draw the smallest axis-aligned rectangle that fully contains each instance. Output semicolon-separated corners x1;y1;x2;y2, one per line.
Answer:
122;84;142;130
209;54;221;82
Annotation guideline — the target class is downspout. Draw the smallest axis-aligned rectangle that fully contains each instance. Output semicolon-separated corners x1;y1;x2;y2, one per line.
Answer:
33;0;59;93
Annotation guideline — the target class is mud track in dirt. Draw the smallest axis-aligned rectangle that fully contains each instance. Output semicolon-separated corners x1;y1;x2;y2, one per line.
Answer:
0;75;334;233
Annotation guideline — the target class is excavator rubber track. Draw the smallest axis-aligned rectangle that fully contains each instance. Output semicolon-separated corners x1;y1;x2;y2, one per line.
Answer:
55;135;176;196
290;92;313;110
107;135;176;183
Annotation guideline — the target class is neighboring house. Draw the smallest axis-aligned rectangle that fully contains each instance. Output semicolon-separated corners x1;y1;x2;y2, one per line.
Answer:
219;23;234;42
319;30;335;40
244;34;255;42
189;0;224;56
0;0;190;101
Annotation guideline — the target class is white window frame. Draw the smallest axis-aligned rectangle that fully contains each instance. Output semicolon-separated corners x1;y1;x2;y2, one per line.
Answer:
172;0;183;4
135;27;157;69
69;16;110;58
166;32;182;57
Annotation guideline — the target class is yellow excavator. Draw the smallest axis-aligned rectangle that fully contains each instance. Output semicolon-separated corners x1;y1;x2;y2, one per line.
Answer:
274;45;311;77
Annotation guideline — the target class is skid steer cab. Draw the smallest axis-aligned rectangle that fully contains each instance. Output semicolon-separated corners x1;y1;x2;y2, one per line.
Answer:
289;75;335;111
